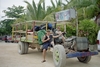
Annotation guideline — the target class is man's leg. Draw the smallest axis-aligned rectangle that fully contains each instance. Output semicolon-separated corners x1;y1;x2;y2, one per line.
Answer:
42;43;48;62
42;43;49;62
62;36;65;43
42;49;46;62
51;41;54;48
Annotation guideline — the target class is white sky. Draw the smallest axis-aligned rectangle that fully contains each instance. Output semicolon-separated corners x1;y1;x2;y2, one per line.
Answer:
0;0;66;21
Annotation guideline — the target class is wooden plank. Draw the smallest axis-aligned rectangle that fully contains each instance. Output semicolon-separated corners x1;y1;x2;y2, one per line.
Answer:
12;30;26;33
12;20;56;26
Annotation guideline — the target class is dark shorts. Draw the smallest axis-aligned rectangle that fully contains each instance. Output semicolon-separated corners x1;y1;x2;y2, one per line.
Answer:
42;42;50;50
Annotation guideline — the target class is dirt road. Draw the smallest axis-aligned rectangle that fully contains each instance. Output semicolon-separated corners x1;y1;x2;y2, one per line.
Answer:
0;41;100;67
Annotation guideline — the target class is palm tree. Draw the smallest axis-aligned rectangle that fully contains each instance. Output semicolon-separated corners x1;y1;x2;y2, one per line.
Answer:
50;0;64;13
24;0;56;21
43;0;64;21
24;0;45;20
64;0;100;20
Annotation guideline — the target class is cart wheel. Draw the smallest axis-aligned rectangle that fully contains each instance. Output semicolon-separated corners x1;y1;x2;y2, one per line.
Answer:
77;56;91;63
18;41;25;54
53;45;66;67
24;42;29;54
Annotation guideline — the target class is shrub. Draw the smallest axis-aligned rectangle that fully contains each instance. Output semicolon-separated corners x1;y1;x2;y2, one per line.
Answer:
79;19;100;45
66;24;76;37
57;23;76;37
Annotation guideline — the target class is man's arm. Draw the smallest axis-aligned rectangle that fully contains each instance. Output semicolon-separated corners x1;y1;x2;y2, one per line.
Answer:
53;33;62;38
56;31;62;34
42;35;50;43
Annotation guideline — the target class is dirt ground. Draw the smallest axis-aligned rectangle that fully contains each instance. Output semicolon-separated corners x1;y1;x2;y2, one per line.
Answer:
0;41;100;67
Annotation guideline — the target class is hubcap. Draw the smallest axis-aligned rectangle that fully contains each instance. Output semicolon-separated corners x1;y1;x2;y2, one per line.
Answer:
54;49;60;63
79;57;86;61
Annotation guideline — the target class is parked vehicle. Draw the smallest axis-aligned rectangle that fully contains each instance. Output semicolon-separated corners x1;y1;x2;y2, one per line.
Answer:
12;20;55;54
4;35;13;43
2;36;6;41
12;9;98;67
97;30;100;51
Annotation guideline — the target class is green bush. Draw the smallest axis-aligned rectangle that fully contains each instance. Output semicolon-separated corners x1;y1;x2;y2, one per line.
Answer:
57;24;76;37
66;24;76;37
79;19;100;45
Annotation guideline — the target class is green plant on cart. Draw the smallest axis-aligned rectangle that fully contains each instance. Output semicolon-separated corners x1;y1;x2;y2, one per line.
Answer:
79;19;100;45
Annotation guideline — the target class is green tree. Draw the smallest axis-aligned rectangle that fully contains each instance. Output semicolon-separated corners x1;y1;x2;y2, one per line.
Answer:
79;19;100;44
24;0;46;20
0;19;15;35
1;5;25;35
3;5;25;18
64;0;100;20
50;0;63;11
24;0;63;21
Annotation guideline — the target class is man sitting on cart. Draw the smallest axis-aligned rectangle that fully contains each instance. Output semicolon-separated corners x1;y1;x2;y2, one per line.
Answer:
53;27;66;44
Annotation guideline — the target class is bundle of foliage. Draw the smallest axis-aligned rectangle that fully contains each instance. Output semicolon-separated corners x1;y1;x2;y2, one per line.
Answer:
57;23;76;37
79;19;100;45
66;24;76;37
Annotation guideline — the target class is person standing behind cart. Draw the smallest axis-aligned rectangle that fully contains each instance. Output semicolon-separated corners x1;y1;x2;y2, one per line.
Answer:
42;30;61;63
5;35;8;42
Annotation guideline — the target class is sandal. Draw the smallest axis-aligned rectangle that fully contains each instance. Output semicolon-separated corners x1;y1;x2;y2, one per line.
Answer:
42;60;46;63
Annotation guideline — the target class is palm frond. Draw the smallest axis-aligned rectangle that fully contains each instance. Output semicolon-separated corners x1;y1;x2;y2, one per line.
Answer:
51;0;55;8
24;1;36;19
43;0;45;11
38;0;44;5
32;0;37;18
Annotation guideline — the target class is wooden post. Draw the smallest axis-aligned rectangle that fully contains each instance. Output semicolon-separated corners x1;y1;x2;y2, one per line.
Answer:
76;16;78;36
83;8;86;19
15;26;17;41
20;24;21;41
25;23;28;41
74;7;78;36
33;21;35;42
46;22;48;31
12;26;14;41
64;23;66;33
55;23;57;29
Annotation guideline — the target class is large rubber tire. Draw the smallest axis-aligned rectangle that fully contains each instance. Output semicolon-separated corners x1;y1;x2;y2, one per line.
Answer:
53;45;66;67
24;43;29;54
77;56;91;63
18;41;25;54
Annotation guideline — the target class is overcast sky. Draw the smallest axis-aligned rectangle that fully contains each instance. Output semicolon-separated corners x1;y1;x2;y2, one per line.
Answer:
0;0;66;21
